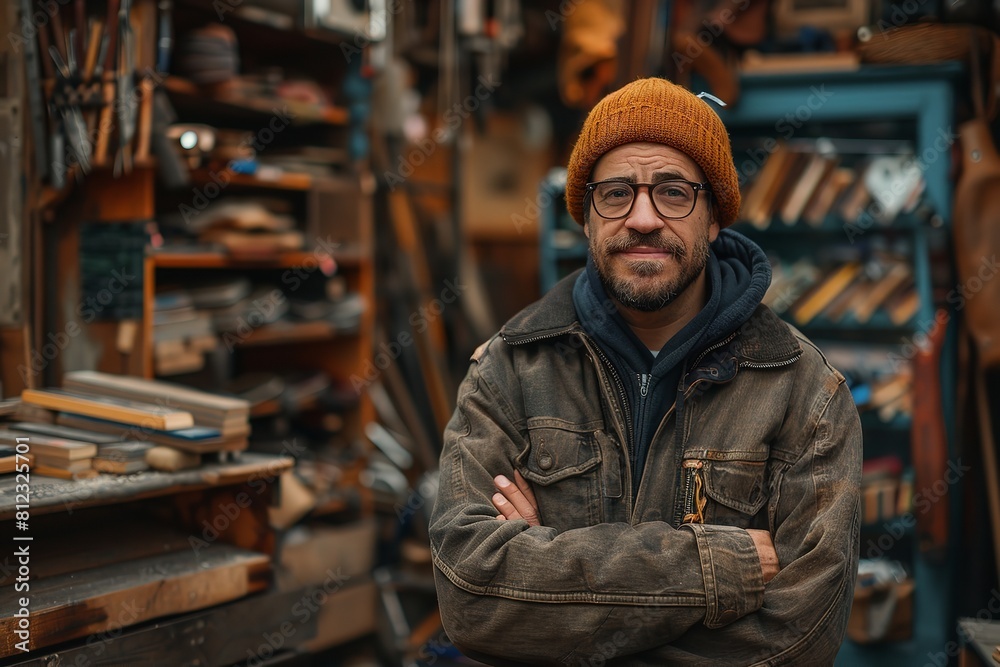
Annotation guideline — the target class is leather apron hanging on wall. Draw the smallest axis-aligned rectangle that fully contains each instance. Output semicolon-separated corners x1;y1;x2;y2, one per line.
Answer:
952;30;1000;585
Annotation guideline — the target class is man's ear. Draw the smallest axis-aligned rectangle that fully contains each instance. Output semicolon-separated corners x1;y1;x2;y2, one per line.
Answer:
708;204;720;242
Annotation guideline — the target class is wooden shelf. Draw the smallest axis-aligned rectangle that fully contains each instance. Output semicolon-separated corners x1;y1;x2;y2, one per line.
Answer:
0;541;270;658
174;0;358;47
0;453;293;520
149;249;364;269
0;584;324;666
190;167;314;191
232;320;350;348
164;76;349;127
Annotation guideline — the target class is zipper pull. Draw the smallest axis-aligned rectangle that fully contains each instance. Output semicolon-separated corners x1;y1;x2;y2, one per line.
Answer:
639;373;650;397
681;460;706;525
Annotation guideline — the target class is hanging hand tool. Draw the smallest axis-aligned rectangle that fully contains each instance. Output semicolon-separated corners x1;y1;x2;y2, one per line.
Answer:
83;24;108;150
75;0;87;64
49;43;92;174
83;21;105;83
157;0;173;75
20;0;51;179
115;0;136;176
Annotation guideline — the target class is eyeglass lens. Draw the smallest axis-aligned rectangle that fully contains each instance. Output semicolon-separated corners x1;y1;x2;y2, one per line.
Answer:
591;181;698;219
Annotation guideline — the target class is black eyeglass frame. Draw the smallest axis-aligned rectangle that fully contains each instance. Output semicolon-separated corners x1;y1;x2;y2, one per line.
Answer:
584;179;713;220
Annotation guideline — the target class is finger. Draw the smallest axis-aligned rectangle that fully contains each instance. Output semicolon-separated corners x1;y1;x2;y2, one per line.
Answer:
495;475;540;526
492;492;522;521
512;469;538;508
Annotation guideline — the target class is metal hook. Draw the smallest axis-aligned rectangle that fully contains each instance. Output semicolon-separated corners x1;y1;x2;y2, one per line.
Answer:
696;92;727;108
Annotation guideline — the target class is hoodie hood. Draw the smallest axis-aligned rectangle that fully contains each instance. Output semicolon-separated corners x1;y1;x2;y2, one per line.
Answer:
573;227;772;379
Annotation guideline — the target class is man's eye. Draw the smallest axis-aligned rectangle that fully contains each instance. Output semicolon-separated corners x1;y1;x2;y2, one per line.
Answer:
605;188;631;199
661;186;687;198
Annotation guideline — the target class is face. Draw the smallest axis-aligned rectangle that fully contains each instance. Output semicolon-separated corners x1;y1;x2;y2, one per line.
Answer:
585;142;720;312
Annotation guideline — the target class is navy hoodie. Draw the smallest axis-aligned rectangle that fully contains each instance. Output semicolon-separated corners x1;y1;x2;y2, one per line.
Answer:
572;228;772;495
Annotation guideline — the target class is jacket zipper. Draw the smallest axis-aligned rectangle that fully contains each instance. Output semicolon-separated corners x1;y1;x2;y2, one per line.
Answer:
635;373;651;466
639;373;650;397
740;354;802;370
590;341;634;455
680;460;705;524
688;331;738;371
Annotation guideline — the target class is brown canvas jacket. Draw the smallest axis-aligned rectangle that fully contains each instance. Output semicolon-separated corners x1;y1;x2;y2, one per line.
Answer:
430;271;862;666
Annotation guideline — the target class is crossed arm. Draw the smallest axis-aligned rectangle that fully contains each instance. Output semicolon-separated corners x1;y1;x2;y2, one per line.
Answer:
490;471;781;584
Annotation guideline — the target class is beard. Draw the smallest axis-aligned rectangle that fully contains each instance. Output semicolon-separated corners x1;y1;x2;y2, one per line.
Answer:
590;227;712;312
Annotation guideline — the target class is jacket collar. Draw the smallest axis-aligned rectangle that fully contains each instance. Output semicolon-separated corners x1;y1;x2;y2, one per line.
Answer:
501;270;583;344
733;305;802;366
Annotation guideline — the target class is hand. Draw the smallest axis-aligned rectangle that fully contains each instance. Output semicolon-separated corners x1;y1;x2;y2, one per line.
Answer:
492;470;541;527
746;529;779;584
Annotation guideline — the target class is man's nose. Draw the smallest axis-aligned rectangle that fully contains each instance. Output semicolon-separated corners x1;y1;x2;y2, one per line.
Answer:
624;187;666;234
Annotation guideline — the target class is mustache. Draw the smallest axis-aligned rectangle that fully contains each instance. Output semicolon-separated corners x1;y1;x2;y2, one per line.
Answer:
602;231;686;257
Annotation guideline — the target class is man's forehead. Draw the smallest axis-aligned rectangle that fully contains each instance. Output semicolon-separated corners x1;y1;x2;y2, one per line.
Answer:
592;142;704;178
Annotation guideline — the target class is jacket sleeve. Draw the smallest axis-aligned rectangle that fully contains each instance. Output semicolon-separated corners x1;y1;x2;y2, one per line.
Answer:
637;377;863;667
429;355;766;665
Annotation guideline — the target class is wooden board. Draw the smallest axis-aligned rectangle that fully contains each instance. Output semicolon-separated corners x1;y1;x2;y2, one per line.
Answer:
0;543;270;657
0;519;192;587
20;389;195;431
0;327;29;396
301;578;378;653
3;582;319;666
63;370;250;418
0;453;293;520
276;519;377;588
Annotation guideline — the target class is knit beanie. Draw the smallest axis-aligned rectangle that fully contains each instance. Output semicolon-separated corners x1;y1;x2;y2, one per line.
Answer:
566;78;740;227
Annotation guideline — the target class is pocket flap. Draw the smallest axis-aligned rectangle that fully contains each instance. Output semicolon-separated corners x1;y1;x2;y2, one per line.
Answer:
516;426;602;486
702;459;767;515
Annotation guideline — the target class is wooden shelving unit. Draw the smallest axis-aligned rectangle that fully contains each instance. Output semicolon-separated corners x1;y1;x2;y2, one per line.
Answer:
13;0;380;662
0;455;292;659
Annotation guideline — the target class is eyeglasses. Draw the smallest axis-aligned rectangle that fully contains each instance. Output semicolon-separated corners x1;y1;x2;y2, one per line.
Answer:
585;179;711;220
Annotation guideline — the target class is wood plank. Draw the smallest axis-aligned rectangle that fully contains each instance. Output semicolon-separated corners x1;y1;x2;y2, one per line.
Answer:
63;370;251;415
3;583;319;666
191;168;314;191
0;327;29;397
277;519;377;588
80;167;156;222
0;543;271;657
0;518;192;587
19;388;195;431
0;453;293;520
150;250;355;269
301;578;378;652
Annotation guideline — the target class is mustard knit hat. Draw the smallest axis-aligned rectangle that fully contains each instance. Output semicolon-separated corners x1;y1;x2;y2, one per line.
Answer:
566;78;740;227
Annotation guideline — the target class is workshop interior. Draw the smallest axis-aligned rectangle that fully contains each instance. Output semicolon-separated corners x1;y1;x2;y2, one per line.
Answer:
1;0;1000;665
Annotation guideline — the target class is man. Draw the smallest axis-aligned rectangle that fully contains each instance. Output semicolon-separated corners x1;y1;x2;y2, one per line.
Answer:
429;78;862;666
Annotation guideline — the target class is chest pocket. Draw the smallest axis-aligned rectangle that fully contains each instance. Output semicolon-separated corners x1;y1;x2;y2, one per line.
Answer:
515;421;603;532
700;453;768;527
